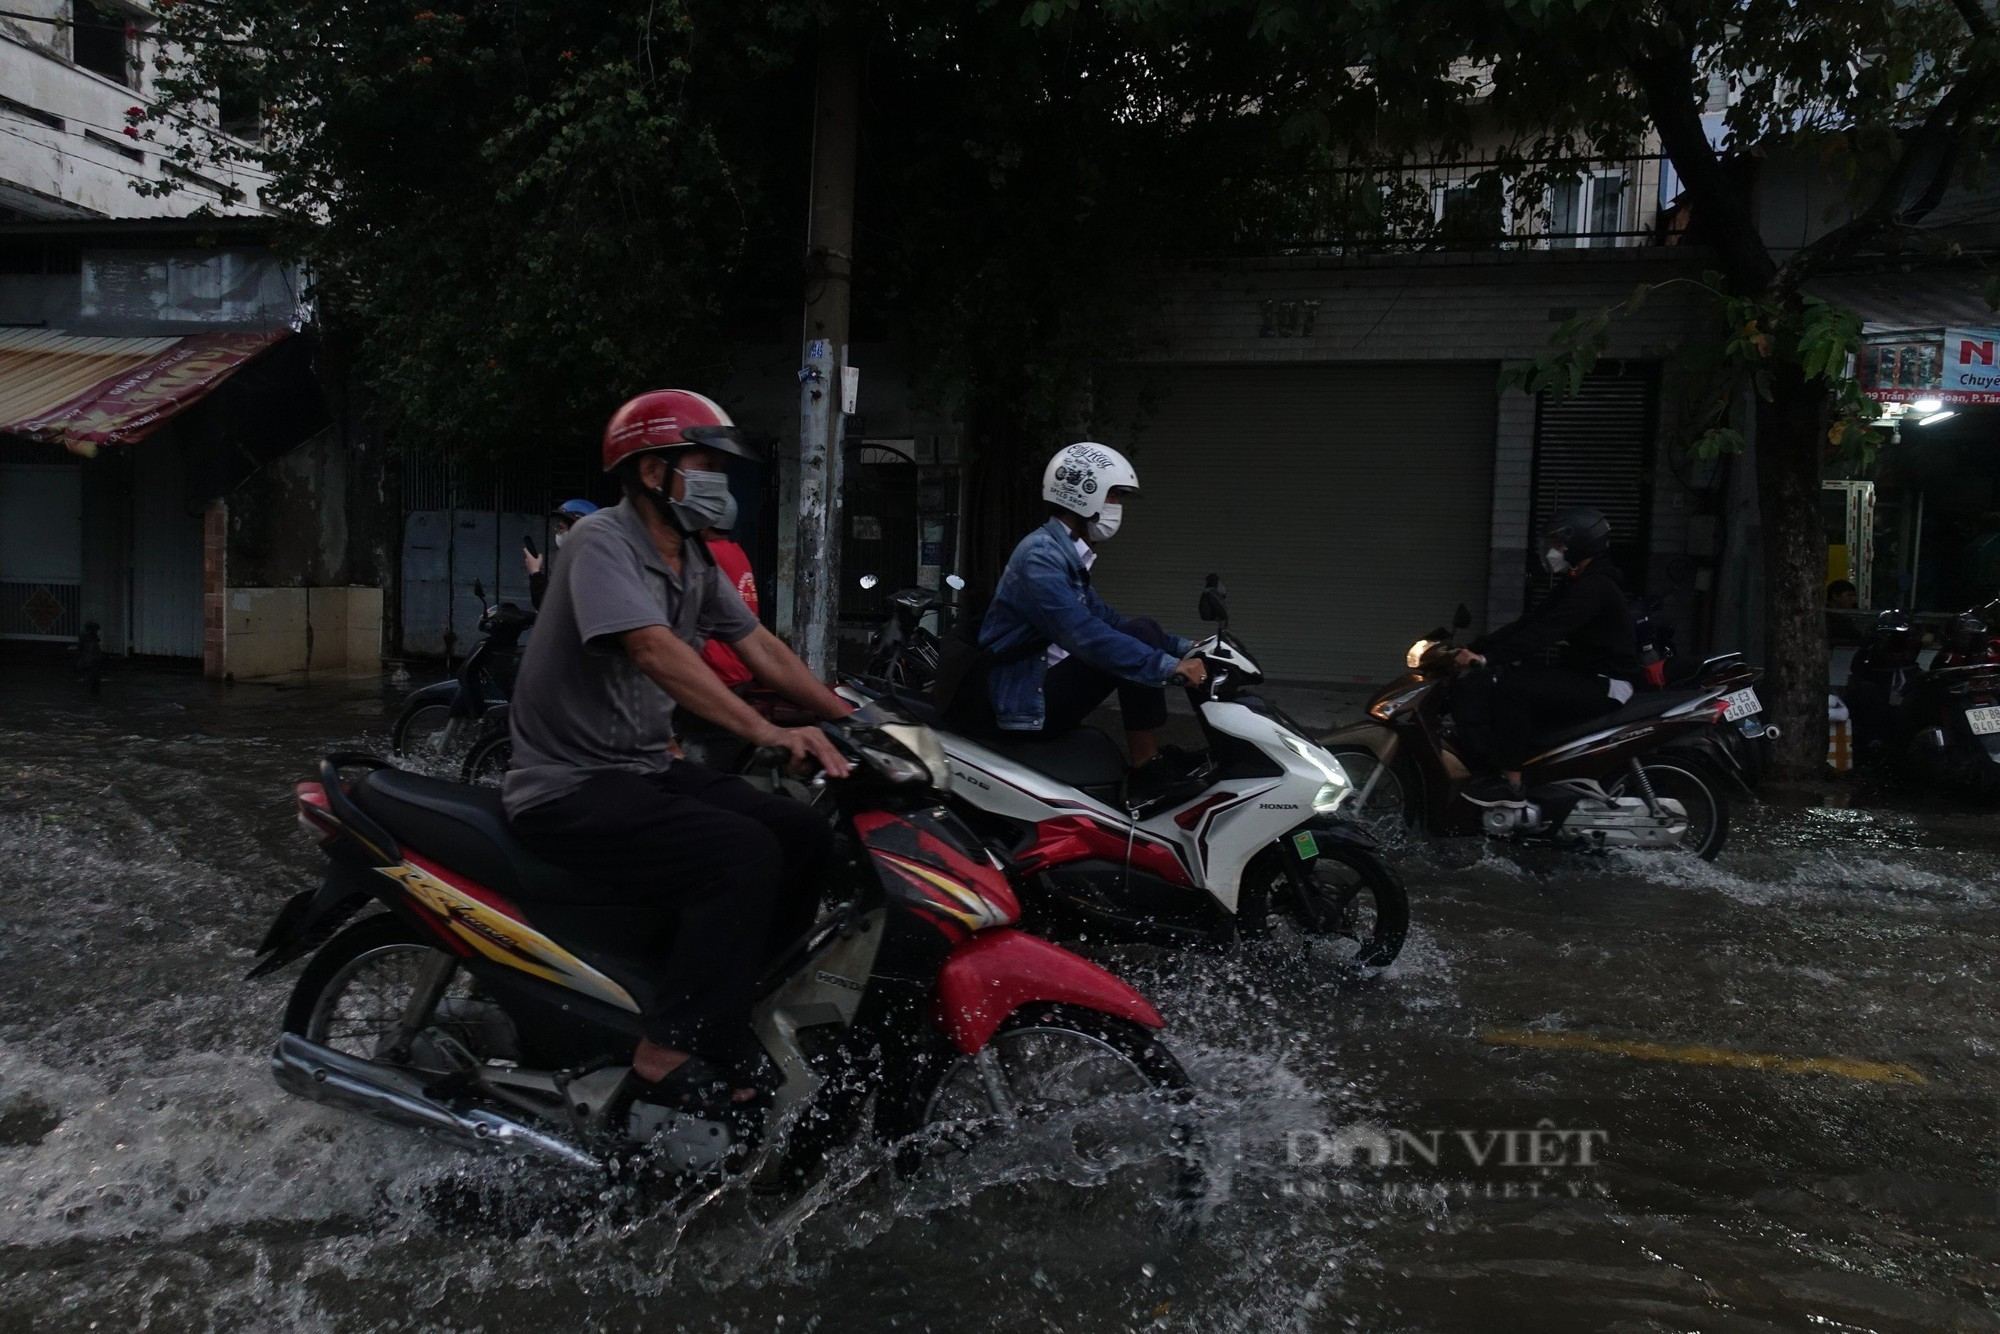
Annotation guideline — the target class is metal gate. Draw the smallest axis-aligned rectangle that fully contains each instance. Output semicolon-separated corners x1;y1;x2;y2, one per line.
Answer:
399;447;566;658
0;457;83;641
130;435;206;657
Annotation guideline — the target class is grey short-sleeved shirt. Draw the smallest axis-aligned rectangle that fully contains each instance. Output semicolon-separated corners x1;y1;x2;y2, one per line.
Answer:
501;498;760;816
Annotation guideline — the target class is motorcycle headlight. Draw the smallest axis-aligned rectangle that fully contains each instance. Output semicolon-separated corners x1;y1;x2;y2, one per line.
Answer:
1406;639;1433;670
1279;733;1351;812
879;721;952;790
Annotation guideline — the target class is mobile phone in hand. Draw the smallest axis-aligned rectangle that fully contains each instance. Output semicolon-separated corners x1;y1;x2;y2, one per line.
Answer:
523;534;539;558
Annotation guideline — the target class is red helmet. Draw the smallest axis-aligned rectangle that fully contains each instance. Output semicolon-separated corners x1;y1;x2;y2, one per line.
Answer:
601;389;754;472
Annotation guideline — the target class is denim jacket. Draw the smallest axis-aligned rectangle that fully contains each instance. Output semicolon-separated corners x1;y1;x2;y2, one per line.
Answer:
980;518;1191;730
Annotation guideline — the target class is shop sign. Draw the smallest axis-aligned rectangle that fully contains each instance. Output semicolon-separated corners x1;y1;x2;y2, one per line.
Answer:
1863;326;2000;405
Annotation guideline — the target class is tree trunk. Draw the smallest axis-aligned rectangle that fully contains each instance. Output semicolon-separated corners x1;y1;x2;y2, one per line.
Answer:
960;385;1043;599
1753;363;1832;778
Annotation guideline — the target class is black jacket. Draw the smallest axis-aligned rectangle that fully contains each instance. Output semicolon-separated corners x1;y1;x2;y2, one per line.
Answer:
1473;561;1640;679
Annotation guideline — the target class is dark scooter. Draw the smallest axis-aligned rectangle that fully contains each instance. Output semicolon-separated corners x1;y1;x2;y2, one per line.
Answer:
1844;607;2000;794
1324;608;1741;860
393;580;534;763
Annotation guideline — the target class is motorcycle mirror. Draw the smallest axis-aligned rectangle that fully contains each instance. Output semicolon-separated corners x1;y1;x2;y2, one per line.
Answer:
472;580;486;602
946;573;966;591
859;574;879;590
1198;588;1228;624
1453;604;1472;630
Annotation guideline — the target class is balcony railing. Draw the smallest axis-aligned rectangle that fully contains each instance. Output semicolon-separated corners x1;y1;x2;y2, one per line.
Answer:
1243;155;1678;254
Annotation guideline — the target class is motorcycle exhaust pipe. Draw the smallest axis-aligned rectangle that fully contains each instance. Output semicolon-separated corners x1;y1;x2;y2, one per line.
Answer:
272;1032;599;1170
1762;725;1782;740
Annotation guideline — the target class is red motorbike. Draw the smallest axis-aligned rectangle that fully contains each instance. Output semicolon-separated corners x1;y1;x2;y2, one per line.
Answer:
254;702;1201;1204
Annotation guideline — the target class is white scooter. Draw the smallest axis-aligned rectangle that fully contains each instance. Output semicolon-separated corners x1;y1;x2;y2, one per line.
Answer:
847;576;1409;978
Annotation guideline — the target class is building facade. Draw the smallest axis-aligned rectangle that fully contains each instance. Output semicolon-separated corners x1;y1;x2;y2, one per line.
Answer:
0;5;381;680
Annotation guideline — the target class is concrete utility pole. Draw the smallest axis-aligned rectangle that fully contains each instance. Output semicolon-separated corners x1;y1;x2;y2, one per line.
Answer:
788;38;859;679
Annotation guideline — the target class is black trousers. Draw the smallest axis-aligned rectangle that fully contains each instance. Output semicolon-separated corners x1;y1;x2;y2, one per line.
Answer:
1037;616;1174;735
508;763;831;1058
1453;663;1618;771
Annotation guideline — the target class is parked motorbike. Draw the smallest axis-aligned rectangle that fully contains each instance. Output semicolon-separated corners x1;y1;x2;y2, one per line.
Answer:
393;580;534;762
1324;609;1740;860
859;572;964;690
1843;607;2000;793
256;703;1201;1203
849;576;1407;980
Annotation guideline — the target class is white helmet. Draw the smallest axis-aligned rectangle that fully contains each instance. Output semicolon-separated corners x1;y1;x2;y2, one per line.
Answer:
1042;442;1139;541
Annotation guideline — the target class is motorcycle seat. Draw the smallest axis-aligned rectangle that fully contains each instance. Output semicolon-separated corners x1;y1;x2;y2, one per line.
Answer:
352;768;591;904
972;726;1128;795
1527;687;1716;753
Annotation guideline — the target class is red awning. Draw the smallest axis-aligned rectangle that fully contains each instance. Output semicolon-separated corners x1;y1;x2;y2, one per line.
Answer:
0;328;292;457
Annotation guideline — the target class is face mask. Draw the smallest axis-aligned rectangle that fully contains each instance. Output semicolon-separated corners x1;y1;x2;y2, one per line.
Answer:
1087;502;1123;543
653;467;733;531
1543;547;1569;575
553;529;567;550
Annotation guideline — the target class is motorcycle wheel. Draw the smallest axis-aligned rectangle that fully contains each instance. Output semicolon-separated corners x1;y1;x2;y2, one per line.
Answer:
1258;843;1409;980
284;915;507;1074
900;1003;1205;1232
1323;746;1422;843
460;729;512;787
1607;760;1730;861
392;699;456;760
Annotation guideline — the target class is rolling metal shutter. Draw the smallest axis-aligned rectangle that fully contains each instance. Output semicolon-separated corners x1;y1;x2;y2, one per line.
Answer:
0;453;83;641
1528;366;1655;579
1091;364;1497;682
130;435;205;658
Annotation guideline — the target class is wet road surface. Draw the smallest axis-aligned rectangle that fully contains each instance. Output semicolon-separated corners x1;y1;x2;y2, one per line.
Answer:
2;663;1999;1332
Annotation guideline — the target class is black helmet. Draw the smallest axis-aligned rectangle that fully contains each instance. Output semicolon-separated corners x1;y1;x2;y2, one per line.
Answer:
1543;506;1612;562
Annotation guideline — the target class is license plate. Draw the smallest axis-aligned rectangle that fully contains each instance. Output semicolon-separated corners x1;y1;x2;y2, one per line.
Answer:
1720;688;1762;722
1968;706;2000;736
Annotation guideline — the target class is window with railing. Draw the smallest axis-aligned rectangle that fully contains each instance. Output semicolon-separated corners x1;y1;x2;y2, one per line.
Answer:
1246;155;1672;254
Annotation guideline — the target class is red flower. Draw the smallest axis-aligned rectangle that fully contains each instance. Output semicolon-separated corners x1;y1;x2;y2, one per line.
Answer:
125;105;145;120
122;126;138;138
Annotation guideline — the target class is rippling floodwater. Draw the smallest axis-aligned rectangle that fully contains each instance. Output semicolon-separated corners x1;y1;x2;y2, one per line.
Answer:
3;664;1998;1331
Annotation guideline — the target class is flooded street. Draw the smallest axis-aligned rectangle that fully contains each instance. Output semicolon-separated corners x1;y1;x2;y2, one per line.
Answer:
3;663;1999;1332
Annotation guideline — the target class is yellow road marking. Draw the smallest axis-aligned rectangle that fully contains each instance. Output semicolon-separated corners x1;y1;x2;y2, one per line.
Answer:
1480;1028;1928;1086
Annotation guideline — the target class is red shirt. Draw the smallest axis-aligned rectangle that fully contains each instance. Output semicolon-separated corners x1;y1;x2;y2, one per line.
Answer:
701;538;758;688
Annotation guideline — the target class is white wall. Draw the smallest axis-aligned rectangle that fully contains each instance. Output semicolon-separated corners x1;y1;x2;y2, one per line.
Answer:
0;22;269;220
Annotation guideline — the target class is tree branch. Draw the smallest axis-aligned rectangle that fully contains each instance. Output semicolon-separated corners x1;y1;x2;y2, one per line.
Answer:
1953;0;1994;42
1628;38;1777;290
1777;0;2000;286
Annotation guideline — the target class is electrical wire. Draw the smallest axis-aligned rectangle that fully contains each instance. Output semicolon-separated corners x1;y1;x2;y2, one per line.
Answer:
0;117;261;203
0;8;259;47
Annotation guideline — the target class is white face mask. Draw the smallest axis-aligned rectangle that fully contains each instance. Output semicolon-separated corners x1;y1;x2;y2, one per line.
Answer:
1543;547;1569;575
553;530;567;551
1087;502;1123;543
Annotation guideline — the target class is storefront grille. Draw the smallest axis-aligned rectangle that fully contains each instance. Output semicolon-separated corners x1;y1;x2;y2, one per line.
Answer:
0;580;82;640
1530;365;1657;589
